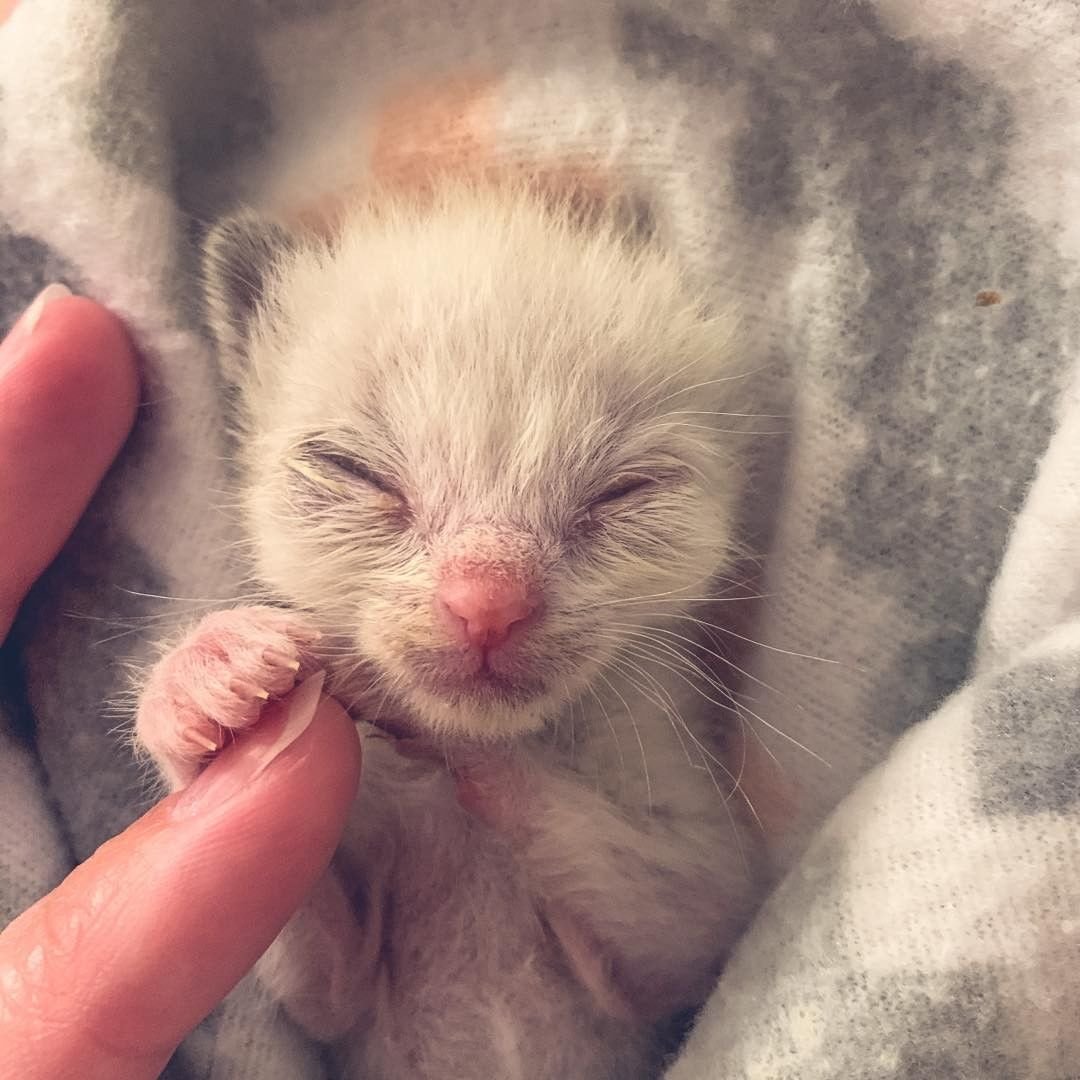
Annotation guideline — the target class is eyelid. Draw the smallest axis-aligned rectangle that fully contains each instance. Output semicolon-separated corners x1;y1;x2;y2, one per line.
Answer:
299;441;403;499
590;475;657;507
586;465;693;513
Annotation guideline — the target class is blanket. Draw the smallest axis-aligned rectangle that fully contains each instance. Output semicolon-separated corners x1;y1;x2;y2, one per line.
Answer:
2;1;1078;1076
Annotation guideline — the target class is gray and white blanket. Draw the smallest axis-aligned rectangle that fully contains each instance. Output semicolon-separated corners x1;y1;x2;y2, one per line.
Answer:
2;1;1079;1077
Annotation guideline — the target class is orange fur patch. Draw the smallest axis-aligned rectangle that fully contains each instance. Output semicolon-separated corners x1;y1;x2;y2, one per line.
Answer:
372;75;501;192
290;74;615;235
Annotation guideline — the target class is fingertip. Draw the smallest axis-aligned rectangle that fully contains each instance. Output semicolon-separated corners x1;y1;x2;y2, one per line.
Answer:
0;693;364;1077
107;696;361;1054
310;694;364;794
23;294;141;438
233;691;362;851
0;293;142;636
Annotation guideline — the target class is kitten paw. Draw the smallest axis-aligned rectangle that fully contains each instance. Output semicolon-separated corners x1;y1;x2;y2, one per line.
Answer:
136;606;321;789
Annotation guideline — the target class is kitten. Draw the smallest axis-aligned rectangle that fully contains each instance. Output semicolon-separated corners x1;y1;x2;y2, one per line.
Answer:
136;180;762;1079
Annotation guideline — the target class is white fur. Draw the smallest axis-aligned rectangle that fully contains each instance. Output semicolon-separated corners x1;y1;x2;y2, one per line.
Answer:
230;185;747;734
175;182;763;1077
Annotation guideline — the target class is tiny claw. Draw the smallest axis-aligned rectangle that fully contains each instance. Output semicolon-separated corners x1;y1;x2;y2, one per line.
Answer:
264;647;301;673
187;728;220;753
231;678;271;703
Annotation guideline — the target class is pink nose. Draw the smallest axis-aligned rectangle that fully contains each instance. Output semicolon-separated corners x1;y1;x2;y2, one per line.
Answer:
437;575;536;650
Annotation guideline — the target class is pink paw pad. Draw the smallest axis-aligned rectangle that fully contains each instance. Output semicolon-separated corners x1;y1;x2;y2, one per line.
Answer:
136;606;321;789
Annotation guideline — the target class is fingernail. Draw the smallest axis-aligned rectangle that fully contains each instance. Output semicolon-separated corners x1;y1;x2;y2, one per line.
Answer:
2;283;73;361
249;670;326;780
171;670;327;821
23;282;72;334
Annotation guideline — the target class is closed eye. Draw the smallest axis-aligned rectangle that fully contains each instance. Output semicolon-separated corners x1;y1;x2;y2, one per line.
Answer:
580;466;694;527
319;452;396;494
589;475;657;508
299;440;405;500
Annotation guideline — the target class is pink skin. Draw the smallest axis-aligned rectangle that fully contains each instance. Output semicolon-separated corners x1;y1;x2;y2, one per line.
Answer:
137;608;323;790
450;751;531;831
436;572;537;651
137;599;518;815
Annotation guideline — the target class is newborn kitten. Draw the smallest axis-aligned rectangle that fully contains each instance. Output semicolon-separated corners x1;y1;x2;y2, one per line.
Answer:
136;181;761;1079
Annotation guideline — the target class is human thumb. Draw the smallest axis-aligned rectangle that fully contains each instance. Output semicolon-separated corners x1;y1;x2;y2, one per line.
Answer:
0;679;361;1080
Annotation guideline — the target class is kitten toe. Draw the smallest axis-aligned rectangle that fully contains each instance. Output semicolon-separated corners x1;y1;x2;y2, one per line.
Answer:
135;604;321;789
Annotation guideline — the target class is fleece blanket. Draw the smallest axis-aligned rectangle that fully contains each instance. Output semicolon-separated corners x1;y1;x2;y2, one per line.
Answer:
2;1;1079;1076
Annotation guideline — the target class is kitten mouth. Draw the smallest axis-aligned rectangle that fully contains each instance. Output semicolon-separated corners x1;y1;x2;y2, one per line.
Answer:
430;668;548;707
403;645;548;706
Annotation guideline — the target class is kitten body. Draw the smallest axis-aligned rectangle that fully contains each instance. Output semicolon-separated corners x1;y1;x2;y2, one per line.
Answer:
137;182;762;1078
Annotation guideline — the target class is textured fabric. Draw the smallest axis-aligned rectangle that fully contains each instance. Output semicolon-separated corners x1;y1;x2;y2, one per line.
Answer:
1;1;1078;1076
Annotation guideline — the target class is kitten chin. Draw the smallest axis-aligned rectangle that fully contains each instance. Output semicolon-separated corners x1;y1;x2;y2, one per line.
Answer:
313;623;592;743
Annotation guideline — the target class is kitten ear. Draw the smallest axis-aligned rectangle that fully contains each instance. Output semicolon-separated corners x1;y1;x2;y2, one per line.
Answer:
202;211;296;378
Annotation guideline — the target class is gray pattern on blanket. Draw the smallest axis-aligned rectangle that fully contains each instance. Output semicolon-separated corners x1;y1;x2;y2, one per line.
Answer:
670;629;1080;1077
794;967;1023;1080
860;968;1021;1080
808;37;1069;734
973;659;1080;816
619;9;803;225
15;504;174;852
0;227;79;332
2;1;1080;1077
619;3;1074;761
88;0;371;218
89;3;273;222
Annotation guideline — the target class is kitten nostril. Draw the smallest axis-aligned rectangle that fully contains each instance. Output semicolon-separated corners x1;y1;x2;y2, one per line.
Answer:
437;575;536;651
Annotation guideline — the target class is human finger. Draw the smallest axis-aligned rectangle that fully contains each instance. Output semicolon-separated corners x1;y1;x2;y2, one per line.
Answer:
0;286;140;638
0;680;362;1080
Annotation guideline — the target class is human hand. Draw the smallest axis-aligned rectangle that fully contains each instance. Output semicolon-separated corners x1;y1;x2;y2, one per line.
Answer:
0;287;362;1080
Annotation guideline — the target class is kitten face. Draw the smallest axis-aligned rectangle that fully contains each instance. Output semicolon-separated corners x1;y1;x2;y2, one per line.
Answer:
208;186;743;738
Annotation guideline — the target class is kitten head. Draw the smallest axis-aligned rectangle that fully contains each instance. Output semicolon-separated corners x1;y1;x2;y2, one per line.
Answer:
204;185;746;739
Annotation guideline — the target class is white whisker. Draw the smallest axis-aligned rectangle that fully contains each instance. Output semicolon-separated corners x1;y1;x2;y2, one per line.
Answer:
593;670;652;812
606;627;830;768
